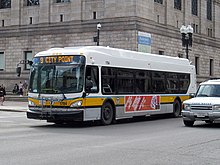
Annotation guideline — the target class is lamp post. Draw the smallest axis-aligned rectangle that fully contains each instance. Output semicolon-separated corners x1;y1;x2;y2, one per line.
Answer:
93;22;101;46
180;25;193;59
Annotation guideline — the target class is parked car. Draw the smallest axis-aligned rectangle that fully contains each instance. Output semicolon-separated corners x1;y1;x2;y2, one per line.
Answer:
182;79;220;126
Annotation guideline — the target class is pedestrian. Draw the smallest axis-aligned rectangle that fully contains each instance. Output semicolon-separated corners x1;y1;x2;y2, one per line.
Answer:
0;85;6;106
12;83;19;94
19;81;23;96
22;80;28;96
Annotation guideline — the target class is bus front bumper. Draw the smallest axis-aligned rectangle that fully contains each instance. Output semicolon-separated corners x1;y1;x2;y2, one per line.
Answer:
27;108;83;122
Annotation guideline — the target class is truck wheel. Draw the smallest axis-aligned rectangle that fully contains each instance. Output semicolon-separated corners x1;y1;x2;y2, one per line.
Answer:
183;120;194;127
54;120;64;125
101;102;113;125
173;99;181;117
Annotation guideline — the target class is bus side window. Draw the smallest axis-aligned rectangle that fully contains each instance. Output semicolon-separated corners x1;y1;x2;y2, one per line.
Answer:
85;66;99;93
103;84;112;93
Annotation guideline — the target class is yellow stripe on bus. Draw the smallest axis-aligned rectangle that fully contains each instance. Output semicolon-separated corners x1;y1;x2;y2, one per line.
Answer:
28;95;191;107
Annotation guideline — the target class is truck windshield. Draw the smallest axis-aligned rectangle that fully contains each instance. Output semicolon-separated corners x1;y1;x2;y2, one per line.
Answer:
29;55;85;94
196;85;220;97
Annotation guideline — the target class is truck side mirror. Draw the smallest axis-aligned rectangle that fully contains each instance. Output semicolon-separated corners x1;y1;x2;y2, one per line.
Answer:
16;66;21;77
189;93;195;98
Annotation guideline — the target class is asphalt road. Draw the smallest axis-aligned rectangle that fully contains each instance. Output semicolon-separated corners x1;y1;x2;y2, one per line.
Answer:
1;111;220;165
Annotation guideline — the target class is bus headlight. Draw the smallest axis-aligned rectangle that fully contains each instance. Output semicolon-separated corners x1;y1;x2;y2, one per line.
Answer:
213;105;220;111
183;104;191;111
28;100;36;106
70;101;83;107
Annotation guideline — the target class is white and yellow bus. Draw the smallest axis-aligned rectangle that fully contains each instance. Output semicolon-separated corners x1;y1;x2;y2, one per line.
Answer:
26;46;197;125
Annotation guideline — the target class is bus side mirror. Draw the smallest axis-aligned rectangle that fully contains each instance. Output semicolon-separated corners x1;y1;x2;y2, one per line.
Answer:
82;92;86;98
16;66;21;77
28;61;33;66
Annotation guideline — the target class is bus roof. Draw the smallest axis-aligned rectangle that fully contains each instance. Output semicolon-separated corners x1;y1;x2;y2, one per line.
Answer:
35;46;193;73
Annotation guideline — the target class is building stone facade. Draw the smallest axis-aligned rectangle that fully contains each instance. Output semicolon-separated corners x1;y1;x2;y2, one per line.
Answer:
0;0;220;90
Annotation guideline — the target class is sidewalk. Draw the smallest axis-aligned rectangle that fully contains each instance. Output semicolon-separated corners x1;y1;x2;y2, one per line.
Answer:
0;101;28;112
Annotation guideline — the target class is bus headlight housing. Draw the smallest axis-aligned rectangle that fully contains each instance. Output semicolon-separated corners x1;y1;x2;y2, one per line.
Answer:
213;105;220;111
183;104;191;111
70;101;83;107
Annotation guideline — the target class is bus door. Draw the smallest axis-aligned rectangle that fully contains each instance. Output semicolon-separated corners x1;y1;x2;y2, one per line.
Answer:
84;66;100;120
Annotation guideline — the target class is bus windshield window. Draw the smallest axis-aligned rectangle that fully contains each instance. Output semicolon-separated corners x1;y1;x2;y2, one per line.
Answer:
29;64;85;94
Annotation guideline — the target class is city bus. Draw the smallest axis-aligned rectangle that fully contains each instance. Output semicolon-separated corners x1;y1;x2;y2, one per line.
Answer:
25;46;197;125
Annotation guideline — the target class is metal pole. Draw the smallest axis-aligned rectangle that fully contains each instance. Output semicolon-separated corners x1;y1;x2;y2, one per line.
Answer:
97;29;100;46
185;38;189;59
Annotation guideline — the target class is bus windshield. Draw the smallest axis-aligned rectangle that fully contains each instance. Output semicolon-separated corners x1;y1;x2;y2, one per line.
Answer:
29;55;85;94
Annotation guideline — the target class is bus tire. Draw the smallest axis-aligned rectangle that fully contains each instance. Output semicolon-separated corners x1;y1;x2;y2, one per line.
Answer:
173;99;181;117
101;102;113;125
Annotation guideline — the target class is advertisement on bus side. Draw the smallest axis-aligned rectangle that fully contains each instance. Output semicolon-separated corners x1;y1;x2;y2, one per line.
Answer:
125;95;160;112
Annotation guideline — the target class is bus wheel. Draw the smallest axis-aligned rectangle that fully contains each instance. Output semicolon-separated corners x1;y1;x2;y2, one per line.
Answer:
173;100;181;117
101;102;113;125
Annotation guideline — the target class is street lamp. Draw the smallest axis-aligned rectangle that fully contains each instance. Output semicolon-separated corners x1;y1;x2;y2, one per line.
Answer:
180;25;193;59
93;22;101;46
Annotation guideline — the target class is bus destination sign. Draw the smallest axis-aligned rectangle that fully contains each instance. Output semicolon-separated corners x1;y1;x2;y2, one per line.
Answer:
39;56;74;64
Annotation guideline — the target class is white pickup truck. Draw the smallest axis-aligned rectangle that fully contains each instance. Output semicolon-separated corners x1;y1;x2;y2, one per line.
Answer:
182;79;220;126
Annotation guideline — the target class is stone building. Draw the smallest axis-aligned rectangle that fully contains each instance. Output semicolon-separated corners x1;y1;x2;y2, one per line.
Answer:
0;0;220;90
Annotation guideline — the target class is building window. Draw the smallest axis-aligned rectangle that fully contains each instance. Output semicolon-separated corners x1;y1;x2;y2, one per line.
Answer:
2;20;4;27
207;0;212;21
0;52;5;71
192;23;199;33
56;0;70;3
195;56;199;74
174;0;181;10
154;0;163;4
27;0;39;6
157;15;160;23
24;51;32;70
159;51;164;55
0;0;11;9
208;28;212;37
192;0;198;16
209;59;214;76
60;14;63;22
29;17;33;24
196;24;198;33
93;12;96;19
